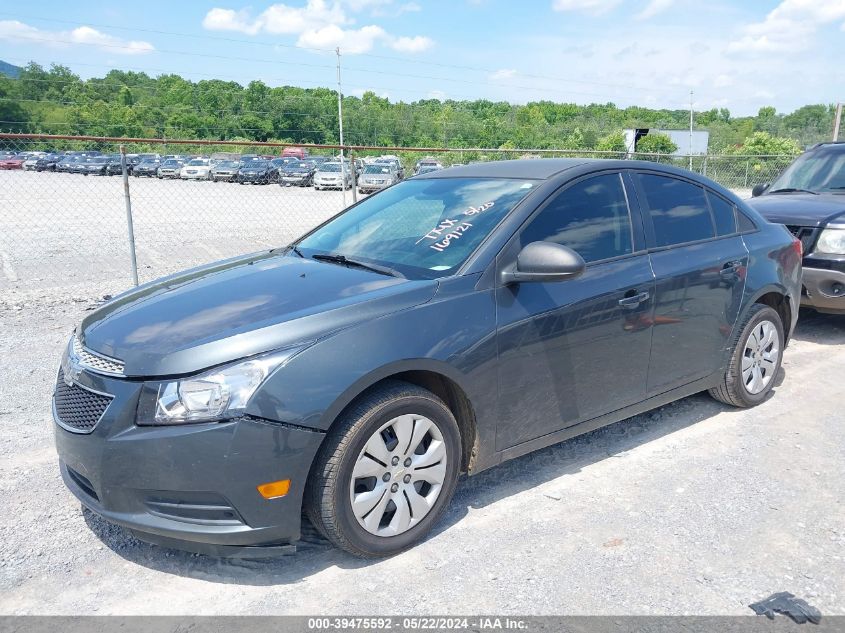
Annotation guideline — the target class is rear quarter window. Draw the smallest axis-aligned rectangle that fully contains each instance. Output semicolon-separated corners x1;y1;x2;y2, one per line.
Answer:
706;191;738;236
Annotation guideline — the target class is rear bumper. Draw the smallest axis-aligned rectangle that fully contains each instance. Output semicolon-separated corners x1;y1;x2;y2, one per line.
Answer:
801;265;845;314
53;369;325;557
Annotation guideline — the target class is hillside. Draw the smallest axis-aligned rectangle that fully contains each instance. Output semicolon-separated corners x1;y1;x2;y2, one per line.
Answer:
0;60;22;79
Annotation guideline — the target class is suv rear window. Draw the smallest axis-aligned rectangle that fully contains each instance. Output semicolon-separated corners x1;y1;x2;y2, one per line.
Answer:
636;174;714;247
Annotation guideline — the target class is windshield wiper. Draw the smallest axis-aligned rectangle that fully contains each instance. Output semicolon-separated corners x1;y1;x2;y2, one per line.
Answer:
768;188;819;195
311;253;404;278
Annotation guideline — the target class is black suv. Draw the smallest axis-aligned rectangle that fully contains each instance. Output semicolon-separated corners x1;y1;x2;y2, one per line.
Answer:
747;142;845;314
53;159;801;558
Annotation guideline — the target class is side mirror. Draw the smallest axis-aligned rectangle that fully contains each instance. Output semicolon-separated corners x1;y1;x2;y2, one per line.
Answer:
751;183;769;197
501;241;586;285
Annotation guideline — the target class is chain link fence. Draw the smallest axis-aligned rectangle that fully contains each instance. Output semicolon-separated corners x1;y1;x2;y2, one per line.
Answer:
0;134;797;301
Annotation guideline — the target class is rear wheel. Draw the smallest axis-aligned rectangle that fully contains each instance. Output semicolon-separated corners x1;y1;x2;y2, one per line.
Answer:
305;381;461;558
709;304;784;407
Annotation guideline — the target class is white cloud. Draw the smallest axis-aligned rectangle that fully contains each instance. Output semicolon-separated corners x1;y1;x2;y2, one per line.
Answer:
489;68;517;80
202;1;432;54
728;0;845;53
552;0;621;15
0;20;154;54
297;24;386;53
427;89;447;100
390;35;433;53
202;8;263;34
635;0;673;20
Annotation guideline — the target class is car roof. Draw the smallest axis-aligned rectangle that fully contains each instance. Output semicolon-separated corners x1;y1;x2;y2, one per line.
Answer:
416;158;590;179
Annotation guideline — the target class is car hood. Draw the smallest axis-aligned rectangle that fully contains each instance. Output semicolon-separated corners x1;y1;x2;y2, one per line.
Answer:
746;193;845;227
79;252;436;377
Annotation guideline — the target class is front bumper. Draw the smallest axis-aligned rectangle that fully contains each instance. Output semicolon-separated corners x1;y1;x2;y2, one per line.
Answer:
800;257;845;314
53;369;325;557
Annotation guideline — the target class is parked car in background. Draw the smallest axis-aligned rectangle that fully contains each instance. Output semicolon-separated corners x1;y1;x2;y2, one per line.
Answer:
55;155;80;173
157;158;186;179
358;163;400;193
413;158;443;175
279;160;316;187
52;159;800;560
133;158;161;177
105;155;142;176
237;158;274;184
282;146;310;160
180;158;213;180
22;153;46;171
73;156;111;176
35;153;63;172
375;157;405;179
210;160;241;182
0;155;26;170
747;141;845;315
314;161;352;190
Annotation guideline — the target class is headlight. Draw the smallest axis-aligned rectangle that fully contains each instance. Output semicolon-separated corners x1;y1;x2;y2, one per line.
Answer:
139;347;304;425
815;228;845;255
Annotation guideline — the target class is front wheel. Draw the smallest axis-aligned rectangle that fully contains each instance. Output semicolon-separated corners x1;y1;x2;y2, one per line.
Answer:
709;304;784;407
305;381;461;558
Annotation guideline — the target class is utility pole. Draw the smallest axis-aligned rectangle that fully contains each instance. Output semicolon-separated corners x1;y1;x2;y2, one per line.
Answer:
834;102;842;141
689;90;694;170
336;47;347;207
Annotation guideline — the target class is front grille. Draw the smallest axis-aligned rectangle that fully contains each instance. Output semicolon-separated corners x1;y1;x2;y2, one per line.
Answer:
72;335;124;376
54;370;113;433
785;225;818;255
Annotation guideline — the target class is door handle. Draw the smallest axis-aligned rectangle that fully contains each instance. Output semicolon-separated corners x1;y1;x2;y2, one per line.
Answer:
618;291;650;308
720;261;742;279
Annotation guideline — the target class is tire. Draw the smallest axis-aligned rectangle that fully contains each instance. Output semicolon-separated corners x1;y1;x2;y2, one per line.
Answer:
709;303;784;408
305;380;461;558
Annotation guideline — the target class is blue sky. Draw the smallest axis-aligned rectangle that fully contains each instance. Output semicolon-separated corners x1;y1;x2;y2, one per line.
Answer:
0;0;843;116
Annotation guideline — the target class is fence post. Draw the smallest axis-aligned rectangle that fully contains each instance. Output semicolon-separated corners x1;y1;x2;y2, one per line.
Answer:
350;150;358;204
120;144;139;286
744;160;750;188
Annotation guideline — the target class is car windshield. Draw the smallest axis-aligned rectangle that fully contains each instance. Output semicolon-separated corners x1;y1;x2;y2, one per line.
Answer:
243;160;268;168
162;160;181;167
187;159;206;166
88;157;108;164
297;178;536;279
365;165;391;174
216;161;239;168
320;163;343;172
769;148;845;193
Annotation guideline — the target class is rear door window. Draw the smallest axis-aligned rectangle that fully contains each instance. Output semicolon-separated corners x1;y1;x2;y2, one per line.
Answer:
635;174;715;247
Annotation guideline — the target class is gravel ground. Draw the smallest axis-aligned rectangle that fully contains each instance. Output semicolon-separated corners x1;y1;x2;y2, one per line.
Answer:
0;297;843;615
1;169;844;616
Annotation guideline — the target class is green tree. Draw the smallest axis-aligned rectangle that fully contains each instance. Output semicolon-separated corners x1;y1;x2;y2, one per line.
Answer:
596;131;627;152
636;132;678;154
728;131;801;156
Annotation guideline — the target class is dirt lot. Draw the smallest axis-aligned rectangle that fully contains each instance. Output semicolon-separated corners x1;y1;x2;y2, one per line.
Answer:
0;170;351;303
1;169;844;616
0;295;843;615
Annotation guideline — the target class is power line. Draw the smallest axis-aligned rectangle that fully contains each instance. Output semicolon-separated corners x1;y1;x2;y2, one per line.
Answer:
0;11;689;98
